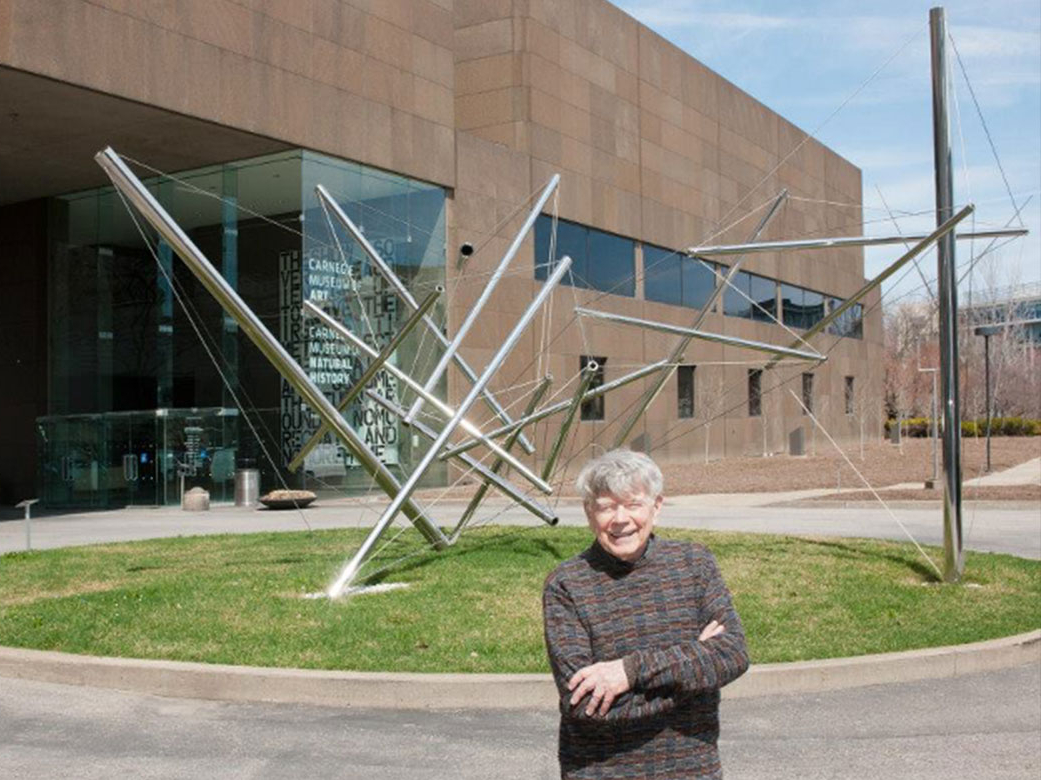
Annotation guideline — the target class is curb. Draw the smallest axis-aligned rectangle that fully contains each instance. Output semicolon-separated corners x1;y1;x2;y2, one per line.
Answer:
766;499;1040;511
1;631;1037;710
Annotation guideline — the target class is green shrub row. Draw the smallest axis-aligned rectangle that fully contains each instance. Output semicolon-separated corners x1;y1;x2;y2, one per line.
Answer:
884;416;1041;437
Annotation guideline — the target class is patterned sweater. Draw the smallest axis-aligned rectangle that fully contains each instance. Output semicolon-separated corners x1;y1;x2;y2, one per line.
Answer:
542;536;749;779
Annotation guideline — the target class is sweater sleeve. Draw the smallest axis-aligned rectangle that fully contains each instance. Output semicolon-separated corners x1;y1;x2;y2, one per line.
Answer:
622;548;749;695
543;574;678;724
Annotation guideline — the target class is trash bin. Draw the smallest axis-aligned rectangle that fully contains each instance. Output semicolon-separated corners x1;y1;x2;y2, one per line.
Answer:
789;426;805;456
234;468;260;507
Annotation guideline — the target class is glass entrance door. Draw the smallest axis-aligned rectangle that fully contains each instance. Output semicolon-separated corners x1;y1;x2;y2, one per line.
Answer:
37;414;106;508
105;412;159;506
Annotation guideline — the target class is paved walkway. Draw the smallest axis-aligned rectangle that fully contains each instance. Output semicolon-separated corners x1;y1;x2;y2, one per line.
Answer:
1;665;1038;779
965;456;1041;487
3;481;1039;559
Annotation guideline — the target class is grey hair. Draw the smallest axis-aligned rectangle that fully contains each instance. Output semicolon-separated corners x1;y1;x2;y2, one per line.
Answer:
575;449;664;503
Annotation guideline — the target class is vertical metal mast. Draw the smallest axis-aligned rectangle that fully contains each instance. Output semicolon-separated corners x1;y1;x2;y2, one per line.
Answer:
930;6;963;581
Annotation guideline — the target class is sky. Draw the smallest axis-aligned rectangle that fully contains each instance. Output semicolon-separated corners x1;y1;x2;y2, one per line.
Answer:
618;0;1041;304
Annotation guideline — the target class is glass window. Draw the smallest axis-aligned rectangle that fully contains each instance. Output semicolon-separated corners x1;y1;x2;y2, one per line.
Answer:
845;376;855;415
803;289;825;329
749;273;777;322
827;297;864;339
682;257;719;310
781;283;804;329
588;230;635;296
534;217;635;297
748;369;762;417
826;296;843;335
644;245;683;306
723;270;753;318
580;356;606;421
802;372;814;414
677;364;695;419
535;215;588;287
46;149;447;506
850;303;864;339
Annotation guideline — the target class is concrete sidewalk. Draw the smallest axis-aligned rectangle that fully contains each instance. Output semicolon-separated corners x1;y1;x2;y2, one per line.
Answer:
965;456;1041;487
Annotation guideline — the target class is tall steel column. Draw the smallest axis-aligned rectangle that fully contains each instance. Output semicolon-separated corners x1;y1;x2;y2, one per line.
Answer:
931;6;963;581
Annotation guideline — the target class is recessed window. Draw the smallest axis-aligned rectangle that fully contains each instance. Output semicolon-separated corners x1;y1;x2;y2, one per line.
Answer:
535;215;634;296
748;369;762;417
801;372;814;415
723;270;753;318
749;273;777;322
580;355;606;421
683;257;720;309
644;247;720;310
828;298;864;339
643;246;683;306
677;364;695;419
845;376;855;415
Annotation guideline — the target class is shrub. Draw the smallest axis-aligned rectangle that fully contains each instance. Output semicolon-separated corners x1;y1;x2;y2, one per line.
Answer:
883;417;1040;437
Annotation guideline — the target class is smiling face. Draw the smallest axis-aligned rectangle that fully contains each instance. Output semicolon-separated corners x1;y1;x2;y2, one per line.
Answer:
584;489;663;562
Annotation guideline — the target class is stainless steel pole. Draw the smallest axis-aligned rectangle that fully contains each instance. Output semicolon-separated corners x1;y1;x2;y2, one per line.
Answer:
541;362;598;480
452;375;554;538
302;300;552;494
763;205;974;371
287;287;441;473
687;227;1027;257
439;359;671;461
575;308;824;361
364;388;558;527
613;189;789;448
315;184;539;455
95;147;445;548
403;175;560;426
327;255;573;597
931;6;963;581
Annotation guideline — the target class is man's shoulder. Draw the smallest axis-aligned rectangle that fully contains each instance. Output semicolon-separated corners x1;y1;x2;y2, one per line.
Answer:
543;547;596;591
654;537;713;561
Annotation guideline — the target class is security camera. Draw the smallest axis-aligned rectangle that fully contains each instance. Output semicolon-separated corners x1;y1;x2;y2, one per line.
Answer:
458;242;474;266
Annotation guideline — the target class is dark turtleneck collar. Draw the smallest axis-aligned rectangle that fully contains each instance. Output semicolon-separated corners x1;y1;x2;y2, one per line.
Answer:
587;533;657;573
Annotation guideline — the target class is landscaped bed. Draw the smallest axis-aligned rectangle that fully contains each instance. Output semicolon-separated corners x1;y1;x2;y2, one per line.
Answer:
415;437;1041;500
1;527;1036;673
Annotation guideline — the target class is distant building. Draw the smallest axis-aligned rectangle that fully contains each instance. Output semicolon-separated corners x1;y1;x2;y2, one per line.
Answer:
963;282;1041;344
0;1;881;508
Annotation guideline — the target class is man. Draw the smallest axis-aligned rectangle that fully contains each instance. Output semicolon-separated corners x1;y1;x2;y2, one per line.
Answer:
543;449;748;779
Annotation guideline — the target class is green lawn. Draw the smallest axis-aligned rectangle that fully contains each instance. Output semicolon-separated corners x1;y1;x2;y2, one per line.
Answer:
0;527;1037;673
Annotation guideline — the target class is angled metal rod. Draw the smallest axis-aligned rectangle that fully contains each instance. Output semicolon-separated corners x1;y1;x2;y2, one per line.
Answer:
287;287;441;473
541;363;598;480
440;359;671;462
763;203;975;371
453;375;554;539
613;189;789;447
327;256;573;598
575;308;824;361
403;175;560;426
365;387;558;530
315;184;538;455
302;301;552;495
94;147;445;550
687;227;1025;257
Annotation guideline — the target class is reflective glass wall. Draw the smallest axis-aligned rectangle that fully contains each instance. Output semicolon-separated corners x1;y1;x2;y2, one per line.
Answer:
43;150;445;507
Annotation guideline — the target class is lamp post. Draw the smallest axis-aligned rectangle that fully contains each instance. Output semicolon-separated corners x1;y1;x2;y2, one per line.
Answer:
918;366;939;487
974;324;1002;473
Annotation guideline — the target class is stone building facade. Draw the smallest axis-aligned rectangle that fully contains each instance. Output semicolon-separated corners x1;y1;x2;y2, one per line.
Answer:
0;0;882;507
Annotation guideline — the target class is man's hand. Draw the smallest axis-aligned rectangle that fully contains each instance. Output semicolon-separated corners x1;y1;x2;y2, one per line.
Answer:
568;622;726;717
568;659;630;716
699;620;725;642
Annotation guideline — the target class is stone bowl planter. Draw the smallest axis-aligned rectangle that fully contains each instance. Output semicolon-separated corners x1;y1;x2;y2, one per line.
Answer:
259;489;317;510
